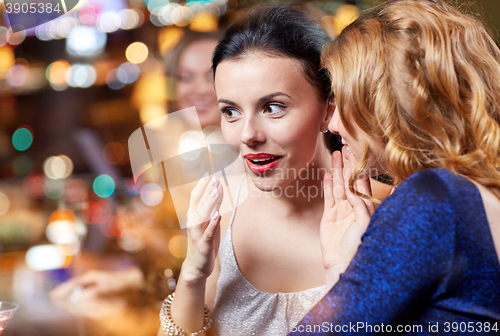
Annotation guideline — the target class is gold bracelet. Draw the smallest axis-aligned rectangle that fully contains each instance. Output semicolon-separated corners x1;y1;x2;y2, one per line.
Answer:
159;293;212;336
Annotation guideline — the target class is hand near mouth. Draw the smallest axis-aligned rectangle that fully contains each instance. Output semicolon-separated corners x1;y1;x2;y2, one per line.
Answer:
320;151;374;291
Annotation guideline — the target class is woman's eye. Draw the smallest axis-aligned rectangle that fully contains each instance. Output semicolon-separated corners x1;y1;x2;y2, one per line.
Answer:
221;108;241;121
264;104;287;116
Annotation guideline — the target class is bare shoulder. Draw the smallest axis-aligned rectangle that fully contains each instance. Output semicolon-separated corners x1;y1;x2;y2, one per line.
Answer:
470;181;500;263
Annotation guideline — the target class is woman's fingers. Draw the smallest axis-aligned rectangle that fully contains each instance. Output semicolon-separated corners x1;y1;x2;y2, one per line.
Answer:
357;177;376;215
331;151;346;203
346;188;371;231
191;178;222;227
203;210;221;241
188;172;211;214
323;172;334;210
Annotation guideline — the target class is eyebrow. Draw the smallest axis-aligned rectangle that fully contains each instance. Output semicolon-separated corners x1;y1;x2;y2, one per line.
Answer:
217;92;292;105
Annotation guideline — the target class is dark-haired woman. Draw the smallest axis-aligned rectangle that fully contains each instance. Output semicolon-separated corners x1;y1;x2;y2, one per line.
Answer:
157;5;387;336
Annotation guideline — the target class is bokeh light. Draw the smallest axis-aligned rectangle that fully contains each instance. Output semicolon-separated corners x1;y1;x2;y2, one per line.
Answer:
169;235;187;259
6;64;29;87
81;201;112;224
23;174;45;197
106;69;125;90
58;155;74;178
0;193;10;216
178;131;205;161
171;6;193;27
44;179;65;199
97;12;121;33
157;3;180;25
119;9;141;30
333;4;360;35
12;155;33;177
146;0;169;15
5;29;27;46
12;128;33;151
99;215;120;237
66;64;96;88
126;42;148;64
66;26;107;57
139;104;167;124
46;208;78;244
190;12;218;32
78;4;100;25
46;60;70;86
26;245;69;271
140;183;164;206
36;17;79;41
158;26;184;56
0;47;15;78
43;155;73;179
93;174;115;198
103;141;125;164
116;62;140;84
118;228;144;252
65;178;89;203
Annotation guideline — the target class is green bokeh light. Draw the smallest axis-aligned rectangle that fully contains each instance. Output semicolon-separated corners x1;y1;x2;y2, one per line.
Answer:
12;128;33;151
93;174;115;198
12;155;33;177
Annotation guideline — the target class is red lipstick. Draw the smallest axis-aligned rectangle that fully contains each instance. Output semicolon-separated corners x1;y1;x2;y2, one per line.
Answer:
243;153;282;174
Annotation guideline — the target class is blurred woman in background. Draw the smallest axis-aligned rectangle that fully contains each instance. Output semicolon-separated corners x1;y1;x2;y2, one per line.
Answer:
165;30;222;129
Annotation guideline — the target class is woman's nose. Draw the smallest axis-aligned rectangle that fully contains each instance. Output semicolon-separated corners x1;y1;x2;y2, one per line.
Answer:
240;115;265;147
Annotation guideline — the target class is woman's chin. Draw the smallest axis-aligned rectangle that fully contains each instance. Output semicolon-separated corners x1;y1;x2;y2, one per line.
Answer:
250;178;283;193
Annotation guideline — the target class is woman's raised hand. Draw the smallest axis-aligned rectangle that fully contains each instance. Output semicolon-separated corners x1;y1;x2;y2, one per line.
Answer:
183;174;224;281
320;150;374;290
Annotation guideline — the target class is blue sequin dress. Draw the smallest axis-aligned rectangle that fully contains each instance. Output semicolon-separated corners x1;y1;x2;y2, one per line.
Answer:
289;169;500;335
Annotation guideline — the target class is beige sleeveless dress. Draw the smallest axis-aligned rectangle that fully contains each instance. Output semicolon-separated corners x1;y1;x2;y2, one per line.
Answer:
211;182;325;335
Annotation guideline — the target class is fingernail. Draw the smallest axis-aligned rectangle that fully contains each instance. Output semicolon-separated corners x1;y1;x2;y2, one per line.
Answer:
202;172;209;181
210;187;218;198
211;210;219;220
210;176;217;186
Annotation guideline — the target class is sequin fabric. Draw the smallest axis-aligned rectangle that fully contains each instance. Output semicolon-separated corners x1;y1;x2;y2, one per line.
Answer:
289;169;500;335
212;204;326;336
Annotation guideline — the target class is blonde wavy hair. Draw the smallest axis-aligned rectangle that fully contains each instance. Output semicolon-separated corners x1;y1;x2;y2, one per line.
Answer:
323;0;500;200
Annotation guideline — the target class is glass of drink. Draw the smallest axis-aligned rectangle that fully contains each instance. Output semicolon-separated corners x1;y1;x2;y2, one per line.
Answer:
0;302;19;336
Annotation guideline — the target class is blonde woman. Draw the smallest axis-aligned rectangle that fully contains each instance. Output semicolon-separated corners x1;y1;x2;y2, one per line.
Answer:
292;0;500;333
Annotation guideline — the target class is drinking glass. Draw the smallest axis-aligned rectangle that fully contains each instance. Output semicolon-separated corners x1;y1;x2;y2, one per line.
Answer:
0;302;19;336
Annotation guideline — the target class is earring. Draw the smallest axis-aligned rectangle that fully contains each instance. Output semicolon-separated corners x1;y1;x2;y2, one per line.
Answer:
322;127;329;133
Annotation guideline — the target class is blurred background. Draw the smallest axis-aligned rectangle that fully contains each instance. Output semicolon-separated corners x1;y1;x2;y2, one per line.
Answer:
0;0;499;335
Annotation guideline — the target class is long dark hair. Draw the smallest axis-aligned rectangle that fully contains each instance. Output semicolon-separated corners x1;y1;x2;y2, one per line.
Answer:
212;5;342;152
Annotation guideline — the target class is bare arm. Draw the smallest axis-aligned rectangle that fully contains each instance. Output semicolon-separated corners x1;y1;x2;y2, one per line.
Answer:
157;177;228;335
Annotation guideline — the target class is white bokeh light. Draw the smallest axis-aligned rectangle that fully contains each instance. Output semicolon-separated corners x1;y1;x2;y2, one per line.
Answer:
66;26;107;57
140;183;164;206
